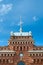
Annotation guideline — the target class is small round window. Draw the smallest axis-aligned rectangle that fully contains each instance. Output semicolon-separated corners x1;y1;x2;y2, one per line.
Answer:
19;53;24;57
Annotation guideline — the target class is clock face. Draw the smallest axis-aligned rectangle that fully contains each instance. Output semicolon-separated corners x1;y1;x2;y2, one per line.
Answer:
19;53;24;57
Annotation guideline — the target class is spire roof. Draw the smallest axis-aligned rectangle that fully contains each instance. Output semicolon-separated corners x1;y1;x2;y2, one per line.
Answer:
19;16;23;32
10;17;32;36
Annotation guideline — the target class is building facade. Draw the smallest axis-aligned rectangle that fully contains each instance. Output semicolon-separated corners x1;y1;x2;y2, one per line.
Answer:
0;21;43;65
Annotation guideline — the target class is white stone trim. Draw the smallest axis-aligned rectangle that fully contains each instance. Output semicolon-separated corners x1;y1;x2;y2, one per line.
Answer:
0;50;15;52
28;50;43;52
10;31;32;36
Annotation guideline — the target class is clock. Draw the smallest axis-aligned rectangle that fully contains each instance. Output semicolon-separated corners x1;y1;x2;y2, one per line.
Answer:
19;53;24;57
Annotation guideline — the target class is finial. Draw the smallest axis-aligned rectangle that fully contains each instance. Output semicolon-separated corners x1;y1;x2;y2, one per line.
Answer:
20;16;23;32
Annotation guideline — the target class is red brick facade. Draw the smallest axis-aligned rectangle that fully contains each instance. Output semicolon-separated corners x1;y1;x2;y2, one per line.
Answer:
0;35;43;65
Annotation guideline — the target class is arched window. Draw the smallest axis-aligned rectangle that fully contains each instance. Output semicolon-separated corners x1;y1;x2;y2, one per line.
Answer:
6;59;8;63
41;59;43;63
8;54;9;56
31;42;32;44
36;54;38;56
33;59;36;63
13;42;14;44
24;46;25;50
3;59;5;63
39;54;41;56
37;59;39;63
21;42;22;44
0;59;1;63
5;54;6;56
14;54;15;56
42;54;43;56
33;54;35;56
26;42;27;44
18;42;19;44
23;42;24;44
1;54;3;56
20;47;22;51
11;54;12;56
17;46;19;50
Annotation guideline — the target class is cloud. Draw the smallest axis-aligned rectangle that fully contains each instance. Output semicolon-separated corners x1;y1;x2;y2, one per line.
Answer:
33;16;39;21
0;4;13;15
0;0;3;2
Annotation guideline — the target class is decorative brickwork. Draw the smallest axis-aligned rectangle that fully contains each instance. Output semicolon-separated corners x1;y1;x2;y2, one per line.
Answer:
0;34;43;65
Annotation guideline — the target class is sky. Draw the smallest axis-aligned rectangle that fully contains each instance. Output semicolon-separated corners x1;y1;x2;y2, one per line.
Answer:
0;0;43;46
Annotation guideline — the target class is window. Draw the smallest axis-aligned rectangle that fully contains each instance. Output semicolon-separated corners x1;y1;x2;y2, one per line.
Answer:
33;48;35;50
31;42;32;44
36;48;38;50
42;54;43;56
17;46;19;50
10;42;11;44
8;54;9;56
23;42;24;44
26;42;27;44
13;42;14;44
11;54;12;56
24;46;25;50
6;59;8;63
37;59;39;63
36;54;38;56
33;54;35;56
20;47;22;51
41;59;43;63
34;59;36;63
21;42;22;44
18;42;19;44
14;54;15;56
5;54;6;56
0;59;1;63
1;54;3;56
3;59;5;63
28;36;29;38
39;54;41;56
40;48;41;50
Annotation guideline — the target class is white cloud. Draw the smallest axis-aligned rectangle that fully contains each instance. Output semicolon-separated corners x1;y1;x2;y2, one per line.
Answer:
33;16;39;21
0;4;13;15
0;0;3;2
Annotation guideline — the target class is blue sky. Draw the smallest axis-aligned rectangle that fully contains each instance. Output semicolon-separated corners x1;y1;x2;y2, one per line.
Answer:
0;0;43;46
